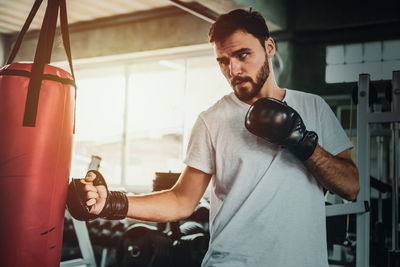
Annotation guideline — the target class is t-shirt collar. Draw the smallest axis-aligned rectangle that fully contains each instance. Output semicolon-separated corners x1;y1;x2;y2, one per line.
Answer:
229;89;289;108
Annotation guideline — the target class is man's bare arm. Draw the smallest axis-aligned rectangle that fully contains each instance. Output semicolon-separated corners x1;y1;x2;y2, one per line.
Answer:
304;145;359;201
126;166;212;222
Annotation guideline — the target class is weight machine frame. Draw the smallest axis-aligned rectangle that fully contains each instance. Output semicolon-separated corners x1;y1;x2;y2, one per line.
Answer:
355;71;400;267
324;70;399;267
61;156;102;267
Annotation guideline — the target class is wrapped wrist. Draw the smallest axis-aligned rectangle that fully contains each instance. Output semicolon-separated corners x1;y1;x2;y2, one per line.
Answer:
98;191;128;220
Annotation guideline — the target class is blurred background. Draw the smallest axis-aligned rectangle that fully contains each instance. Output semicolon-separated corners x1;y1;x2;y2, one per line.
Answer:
1;1;399;266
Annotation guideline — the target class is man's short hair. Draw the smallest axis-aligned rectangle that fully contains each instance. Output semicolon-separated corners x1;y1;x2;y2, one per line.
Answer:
208;9;270;48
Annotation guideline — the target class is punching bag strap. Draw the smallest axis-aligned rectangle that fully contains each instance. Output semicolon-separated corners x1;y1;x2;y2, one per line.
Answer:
7;0;44;65
59;0;77;133
7;0;76;128
59;0;74;80
23;0;59;127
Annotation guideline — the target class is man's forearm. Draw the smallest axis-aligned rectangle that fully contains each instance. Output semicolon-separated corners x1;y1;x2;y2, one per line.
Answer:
304;144;360;201
126;189;191;222
125;166;211;222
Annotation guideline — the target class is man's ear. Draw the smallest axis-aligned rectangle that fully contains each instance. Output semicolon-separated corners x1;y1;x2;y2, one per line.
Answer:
265;37;275;58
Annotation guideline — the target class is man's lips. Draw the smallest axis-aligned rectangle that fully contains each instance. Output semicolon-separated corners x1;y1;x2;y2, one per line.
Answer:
233;80;248;87
232;77;251;87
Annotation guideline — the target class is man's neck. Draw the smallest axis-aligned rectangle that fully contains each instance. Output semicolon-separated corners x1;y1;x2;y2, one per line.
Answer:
261;84;285;101
246;78;285;105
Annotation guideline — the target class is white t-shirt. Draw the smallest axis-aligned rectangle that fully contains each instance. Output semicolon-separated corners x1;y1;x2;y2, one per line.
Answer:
184;89;353;267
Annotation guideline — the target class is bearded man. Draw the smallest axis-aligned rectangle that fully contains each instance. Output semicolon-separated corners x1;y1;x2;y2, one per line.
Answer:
70;9;359;267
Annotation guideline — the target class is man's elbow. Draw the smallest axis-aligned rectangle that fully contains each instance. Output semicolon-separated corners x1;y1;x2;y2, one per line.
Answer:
171;206;195;222
180;203;198;220
346;169;360;201
172;192;198;220
346;183;360;201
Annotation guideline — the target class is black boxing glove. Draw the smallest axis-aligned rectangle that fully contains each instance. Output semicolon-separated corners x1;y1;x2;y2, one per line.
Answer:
245;97;318;161
66;170;128;221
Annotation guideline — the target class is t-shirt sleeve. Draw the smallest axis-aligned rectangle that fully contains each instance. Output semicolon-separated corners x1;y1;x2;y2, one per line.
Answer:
184;115;215;174
317;96;354;156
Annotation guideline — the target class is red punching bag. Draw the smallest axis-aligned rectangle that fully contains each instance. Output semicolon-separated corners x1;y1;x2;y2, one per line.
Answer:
0;0;76;266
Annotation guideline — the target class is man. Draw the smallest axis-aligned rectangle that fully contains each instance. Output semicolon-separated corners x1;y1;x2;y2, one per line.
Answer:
70;9;359;267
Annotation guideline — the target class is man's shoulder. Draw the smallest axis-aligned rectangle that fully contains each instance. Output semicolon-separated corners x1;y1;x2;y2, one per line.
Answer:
287;88;323;101
200;93;235;117
286;88;327;109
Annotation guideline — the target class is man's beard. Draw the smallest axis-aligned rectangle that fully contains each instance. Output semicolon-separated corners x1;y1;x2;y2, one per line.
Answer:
232;58;270;102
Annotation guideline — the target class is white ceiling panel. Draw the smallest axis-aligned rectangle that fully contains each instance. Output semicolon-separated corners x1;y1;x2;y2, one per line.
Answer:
0;0;170;34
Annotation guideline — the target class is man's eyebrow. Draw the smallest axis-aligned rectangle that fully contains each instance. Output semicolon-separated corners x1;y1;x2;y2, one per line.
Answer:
216;56;226;63
231;48;251;57
216;48;251;62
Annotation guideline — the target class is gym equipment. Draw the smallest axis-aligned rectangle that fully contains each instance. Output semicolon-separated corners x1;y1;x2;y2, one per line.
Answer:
351;83;378;106
372;132;389;267
62;216;78;246
61;156;101;267
115;171;210;267
117;224;173;267
117;219;210;267
112;220;131;233
0;0;75;266
324;72;400;266
326;214;352;248
173;233;209;267
355;71;400;267
180;221;207;236
86;219;126;248
153;172;181;192
187;198;210;224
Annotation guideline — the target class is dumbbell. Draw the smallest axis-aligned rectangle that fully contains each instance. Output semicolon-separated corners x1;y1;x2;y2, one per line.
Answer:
108;221;128;248
179;221;207;236
172;232;209;267
100;220;112;230
86;218;111;231
112;220;130;232
62;215;76;245
87;219;123;248
117;223;173;267
165;221;209;267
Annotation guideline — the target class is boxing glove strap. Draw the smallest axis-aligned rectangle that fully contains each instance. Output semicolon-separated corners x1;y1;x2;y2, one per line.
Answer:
289;130;318;161
98;191;129;220
67;179;98;221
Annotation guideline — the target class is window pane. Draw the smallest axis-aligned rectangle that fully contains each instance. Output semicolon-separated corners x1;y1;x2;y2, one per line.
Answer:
325;40;399;83
383;40;400;60
72;143;123;185
71;68;125;184
126;135;182;187
126;60;185;187
326;64;346;83
75;75;125;141
343;63;363;82
364;41;381;61
326;45;344;64
345;44;362;63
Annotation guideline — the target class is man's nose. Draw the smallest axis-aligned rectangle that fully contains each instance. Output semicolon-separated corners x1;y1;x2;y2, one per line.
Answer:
229;59;242;77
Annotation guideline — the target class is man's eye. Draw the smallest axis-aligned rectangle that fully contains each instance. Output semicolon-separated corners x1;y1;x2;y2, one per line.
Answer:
219;59;229;66
239;53;248;60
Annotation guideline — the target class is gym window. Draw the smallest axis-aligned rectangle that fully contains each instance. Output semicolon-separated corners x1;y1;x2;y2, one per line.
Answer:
68;48;230;193
325;40;400;83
